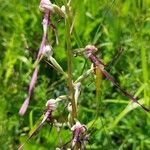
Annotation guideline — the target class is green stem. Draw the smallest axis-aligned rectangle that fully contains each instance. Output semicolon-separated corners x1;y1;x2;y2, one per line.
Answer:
65;1;77;123
141;46;149;107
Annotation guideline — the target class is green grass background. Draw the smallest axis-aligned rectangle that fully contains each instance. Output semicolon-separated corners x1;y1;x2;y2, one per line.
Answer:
0;0;150;149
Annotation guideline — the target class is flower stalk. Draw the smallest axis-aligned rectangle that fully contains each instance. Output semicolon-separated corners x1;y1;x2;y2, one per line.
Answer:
65;1;77;123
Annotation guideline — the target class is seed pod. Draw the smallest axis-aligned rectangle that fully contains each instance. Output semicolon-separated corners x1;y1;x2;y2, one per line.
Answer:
73;82;81;103
49;56;67;76
74;66;94;84
52;4;65;18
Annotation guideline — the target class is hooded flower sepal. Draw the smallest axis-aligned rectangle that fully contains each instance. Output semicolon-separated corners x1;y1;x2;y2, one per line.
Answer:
39;0;65;18
39;0;54;13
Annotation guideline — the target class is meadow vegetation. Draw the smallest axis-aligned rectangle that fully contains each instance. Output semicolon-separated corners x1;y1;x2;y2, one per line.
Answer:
0;0;150;149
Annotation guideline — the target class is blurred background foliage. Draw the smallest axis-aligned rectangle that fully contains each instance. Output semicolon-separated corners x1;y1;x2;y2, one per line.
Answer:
0;0;150;149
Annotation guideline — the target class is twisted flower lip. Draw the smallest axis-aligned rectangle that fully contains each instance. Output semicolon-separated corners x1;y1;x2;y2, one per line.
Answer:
84;45;150;113
19;2;51;116
19;1;65;115
19;67;39;116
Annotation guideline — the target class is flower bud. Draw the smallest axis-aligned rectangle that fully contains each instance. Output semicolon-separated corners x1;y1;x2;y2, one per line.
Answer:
73;82;81;103
56;95;67;102
61;5;65;14
67;102;72;112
